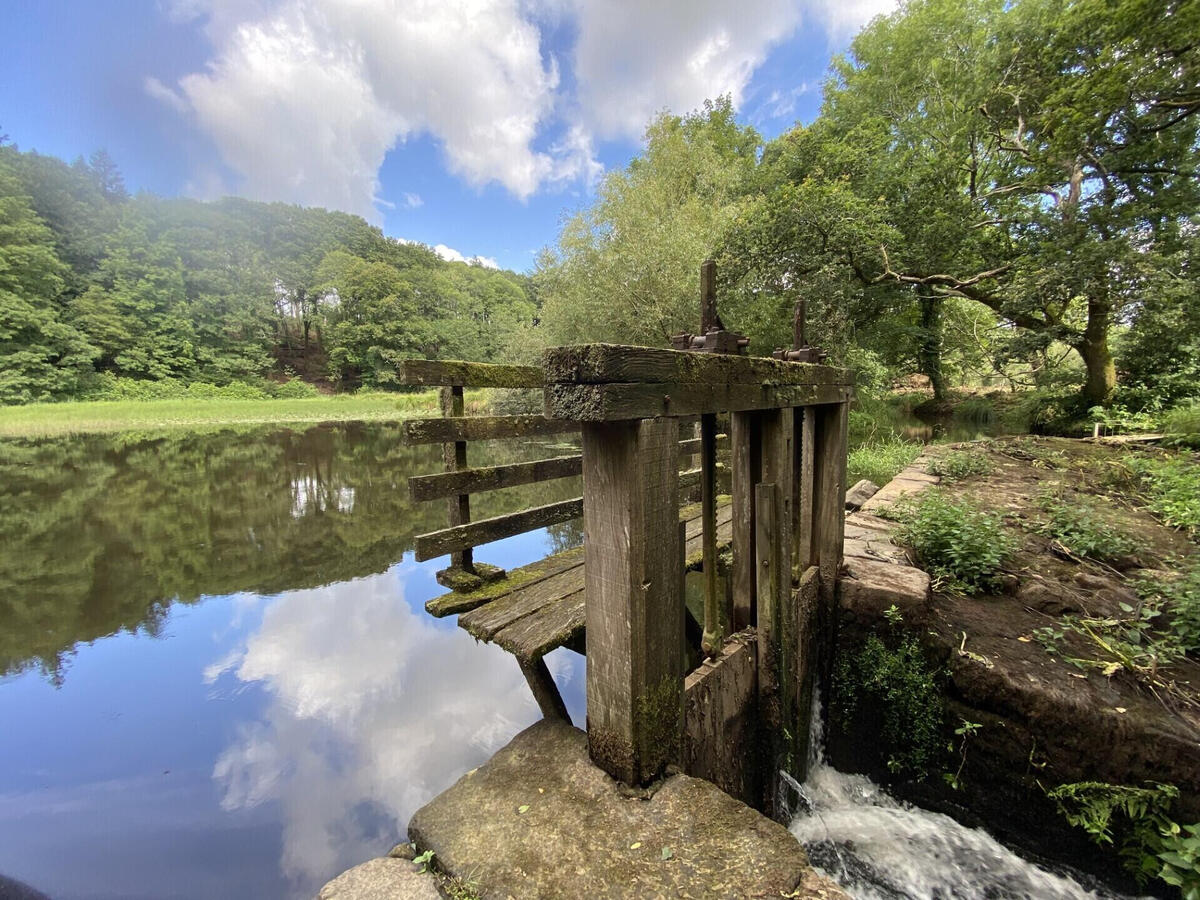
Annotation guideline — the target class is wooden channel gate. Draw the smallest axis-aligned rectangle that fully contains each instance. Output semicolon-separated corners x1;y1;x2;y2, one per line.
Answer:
397;342;851;818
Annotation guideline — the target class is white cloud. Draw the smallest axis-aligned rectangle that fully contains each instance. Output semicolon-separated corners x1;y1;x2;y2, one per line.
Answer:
402;192;423;209
433;244;500;268
568;0;804;141
156;0;897;219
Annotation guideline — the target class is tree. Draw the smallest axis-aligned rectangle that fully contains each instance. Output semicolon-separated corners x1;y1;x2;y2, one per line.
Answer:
0;151;97;402
732;0;1200;405
531;98;762;351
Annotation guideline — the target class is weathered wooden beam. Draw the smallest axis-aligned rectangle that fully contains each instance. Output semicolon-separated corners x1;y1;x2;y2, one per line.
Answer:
583;418;683;785
700;412;722;657
730;412;760;632
811;402;849;689
410;454;582;501
517;656;570;721
755;481;782;815
402;415;579;444
544;344;852;387
414;497;582;561
795;410;816;573
678;463;731;495
792;566;821;782
440;386;472;571
398;358;544;388
545;381;852;422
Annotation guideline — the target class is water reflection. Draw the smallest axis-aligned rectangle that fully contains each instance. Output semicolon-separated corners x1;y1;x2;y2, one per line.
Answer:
0;423;584;899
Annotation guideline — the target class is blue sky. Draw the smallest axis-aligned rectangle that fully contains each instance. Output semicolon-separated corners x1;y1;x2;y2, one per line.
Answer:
1;0;894;272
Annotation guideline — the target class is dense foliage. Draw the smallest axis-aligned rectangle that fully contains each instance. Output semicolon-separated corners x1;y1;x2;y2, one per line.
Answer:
529;0;1199;415
0;143;536;402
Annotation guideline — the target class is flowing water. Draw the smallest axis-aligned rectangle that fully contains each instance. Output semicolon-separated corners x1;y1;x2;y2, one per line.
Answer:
0;422;586;900
788;703;1143;900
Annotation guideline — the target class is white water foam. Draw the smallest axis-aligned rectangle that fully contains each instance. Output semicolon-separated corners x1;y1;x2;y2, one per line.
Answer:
787;700;1144;900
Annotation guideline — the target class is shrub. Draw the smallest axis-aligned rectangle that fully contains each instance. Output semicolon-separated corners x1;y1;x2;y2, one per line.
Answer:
1136;562;1200;658
1035;492;1145;562
1163;402;1200;449
926;448;993;480
1125;453;1200;537
833;623;945;778
271;378;320;399
895;492;1014;592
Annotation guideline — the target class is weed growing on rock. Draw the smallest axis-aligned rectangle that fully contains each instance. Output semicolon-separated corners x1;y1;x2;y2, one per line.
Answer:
832;613;945;779
1047;780;1200;895
1136;561;1200;658
1034;491;1145;562
894;492;1014;593
926;449;993;480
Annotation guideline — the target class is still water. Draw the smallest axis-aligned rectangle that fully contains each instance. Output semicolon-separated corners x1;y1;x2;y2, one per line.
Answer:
1;419;1124;900
0;423;586;899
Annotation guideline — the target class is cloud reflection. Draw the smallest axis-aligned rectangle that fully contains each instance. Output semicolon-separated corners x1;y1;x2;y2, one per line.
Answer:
208;566;579;894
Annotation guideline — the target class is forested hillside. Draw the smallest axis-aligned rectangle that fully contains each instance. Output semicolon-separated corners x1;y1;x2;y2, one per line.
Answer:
0;143;535;403
531;0;1199;417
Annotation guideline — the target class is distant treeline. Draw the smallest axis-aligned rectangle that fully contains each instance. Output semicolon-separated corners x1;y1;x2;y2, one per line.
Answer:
0;143;536;404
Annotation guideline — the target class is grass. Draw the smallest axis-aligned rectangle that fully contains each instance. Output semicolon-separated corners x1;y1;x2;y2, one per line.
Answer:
927;448;993;480
0;391;452;438
1035;491;1145;562
848;438;923;485
1124;453;1200;538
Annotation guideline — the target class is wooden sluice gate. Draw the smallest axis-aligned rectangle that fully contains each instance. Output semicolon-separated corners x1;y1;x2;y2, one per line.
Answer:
398;271;852;820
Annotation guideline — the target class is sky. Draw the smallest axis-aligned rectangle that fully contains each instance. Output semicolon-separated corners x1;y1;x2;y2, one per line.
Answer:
1;0;896;272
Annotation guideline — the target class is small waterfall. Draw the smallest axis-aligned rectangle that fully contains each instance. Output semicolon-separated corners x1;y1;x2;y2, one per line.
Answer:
786;697;1144;900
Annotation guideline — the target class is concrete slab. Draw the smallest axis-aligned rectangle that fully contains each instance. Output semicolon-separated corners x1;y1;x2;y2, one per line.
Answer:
408;719;846;899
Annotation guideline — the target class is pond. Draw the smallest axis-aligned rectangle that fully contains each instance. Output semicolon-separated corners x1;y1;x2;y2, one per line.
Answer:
0;422;587;899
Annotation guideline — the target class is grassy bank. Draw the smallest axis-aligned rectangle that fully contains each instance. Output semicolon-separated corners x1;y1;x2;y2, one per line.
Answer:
0;391;449;439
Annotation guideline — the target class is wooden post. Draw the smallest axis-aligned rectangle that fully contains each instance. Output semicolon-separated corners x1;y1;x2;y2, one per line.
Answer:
700;411;723;656
730;411;760;631
583;418;683;785
440;385;473;573
518;656;569;721
795;408;816;573
755;482;781;814
811;401;849;688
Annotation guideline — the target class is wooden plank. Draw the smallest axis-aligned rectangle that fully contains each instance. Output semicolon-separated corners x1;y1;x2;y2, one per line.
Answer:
792;566;821;781
583;418;682;785
398;358;543;388
517;656;569;720
729;412;760;632
796;409;816;573
545;380;852;422
414;497;582;561
700;412;722;656
459;565;584;641
495;590;585;661
402;415;578;445
811;402;849;688
544;344;852;387
409;454;581;501
755;482;782;814
441;386;471;570
425;547;584;617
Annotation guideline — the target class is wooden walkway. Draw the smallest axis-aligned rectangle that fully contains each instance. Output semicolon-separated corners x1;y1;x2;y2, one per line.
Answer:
426;499;733;662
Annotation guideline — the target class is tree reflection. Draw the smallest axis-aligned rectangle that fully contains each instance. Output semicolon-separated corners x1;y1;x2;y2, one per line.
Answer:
0;424;581;681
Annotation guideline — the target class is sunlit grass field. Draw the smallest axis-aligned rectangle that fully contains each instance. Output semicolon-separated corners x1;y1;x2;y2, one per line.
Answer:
0;391;453;438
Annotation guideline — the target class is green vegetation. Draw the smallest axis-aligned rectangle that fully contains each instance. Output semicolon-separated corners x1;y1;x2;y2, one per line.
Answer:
1163;404;1200;449
1124;453;1200;537
1047;781;1200;895
1136;563;1200;657
895;492;1014;592
833;610;946;778
926;449;993;480
848;438;922;486
0;143;535;403
0;391;442;438
944;718;982;791
1034;491;1145;562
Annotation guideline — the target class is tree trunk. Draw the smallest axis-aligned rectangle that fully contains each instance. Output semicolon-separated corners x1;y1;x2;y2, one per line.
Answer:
917;293;946;401
1077;301;1116;407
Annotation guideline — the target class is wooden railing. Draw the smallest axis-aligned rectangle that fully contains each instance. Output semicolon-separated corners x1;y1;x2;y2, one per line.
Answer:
397;358;728;590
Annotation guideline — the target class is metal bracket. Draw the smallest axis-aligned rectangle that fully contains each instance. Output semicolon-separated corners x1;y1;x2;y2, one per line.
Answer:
772;299;826;364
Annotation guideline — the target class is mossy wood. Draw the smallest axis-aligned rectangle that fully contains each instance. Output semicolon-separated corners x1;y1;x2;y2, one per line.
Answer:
398;358;544;388
414;497;582;561
545;380;852;421
409;453;582;501
544;344;852;387
583;418;683;785
401;414;579;445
